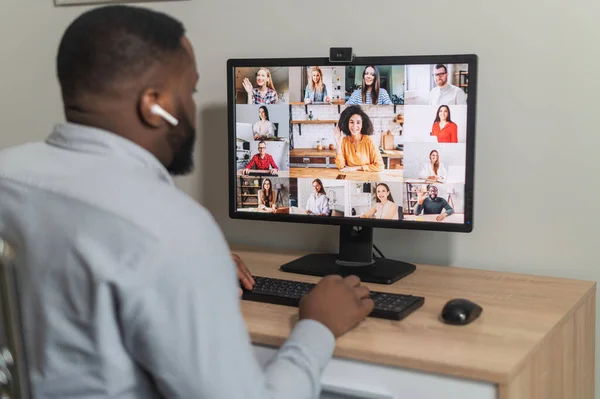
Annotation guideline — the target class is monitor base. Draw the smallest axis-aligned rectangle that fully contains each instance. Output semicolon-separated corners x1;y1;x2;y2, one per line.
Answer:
279;253;416;285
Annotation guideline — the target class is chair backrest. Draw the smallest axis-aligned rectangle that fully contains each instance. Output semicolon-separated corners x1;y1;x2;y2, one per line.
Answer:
0;238;31;398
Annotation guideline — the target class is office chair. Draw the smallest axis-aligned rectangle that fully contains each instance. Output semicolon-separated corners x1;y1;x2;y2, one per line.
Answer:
0;238;31;398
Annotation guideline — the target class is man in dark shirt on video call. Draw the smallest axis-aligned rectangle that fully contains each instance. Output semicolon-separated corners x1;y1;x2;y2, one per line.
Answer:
415;185;455;221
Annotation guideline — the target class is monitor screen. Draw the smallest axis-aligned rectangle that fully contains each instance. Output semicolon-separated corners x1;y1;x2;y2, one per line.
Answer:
228;54;477;233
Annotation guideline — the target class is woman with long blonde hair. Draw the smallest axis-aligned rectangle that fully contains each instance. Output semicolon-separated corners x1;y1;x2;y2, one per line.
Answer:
304;66;330;104
242;67;279;104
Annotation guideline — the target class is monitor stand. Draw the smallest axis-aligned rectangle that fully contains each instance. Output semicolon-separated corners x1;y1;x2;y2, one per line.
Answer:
279;225;416;285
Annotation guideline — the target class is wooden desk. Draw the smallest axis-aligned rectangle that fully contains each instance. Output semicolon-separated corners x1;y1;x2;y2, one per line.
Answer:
290;149;403;170
237;169;404;181
403;213;464;223
289;99;345;105
289;168;403;181
405;177;465;185
234;246;595;399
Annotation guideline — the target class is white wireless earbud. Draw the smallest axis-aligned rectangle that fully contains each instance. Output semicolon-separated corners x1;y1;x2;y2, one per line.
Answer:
150;104;179;126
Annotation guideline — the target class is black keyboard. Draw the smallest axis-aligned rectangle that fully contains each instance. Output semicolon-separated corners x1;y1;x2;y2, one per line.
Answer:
242;276;425;321
247;171;278;177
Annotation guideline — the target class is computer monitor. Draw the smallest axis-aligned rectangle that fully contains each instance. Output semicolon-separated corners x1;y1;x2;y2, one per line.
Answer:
228;54;477;284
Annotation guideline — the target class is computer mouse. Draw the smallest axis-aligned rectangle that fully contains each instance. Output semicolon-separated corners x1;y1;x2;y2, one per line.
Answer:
440;298;482;325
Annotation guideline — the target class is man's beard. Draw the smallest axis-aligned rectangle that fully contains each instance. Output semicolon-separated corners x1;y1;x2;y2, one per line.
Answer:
167;106;196;176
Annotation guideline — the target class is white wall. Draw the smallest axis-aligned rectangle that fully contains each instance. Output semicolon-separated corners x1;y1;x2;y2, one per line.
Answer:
1;0;599;395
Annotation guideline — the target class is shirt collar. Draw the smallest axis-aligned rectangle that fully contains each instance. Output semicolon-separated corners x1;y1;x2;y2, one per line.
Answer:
45;122;174;185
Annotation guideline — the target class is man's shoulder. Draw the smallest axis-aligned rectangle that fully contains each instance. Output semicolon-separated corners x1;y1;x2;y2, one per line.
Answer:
449;84;465;94
1;141;212;238
0;141;44;166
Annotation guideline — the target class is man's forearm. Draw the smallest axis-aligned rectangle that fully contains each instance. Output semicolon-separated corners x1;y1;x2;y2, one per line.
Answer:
414;203;423;215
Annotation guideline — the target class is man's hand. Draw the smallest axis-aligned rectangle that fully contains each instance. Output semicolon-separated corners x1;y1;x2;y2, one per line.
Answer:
416;185;427;204
232;253;255;297
299;275;374;338
436;212;447;222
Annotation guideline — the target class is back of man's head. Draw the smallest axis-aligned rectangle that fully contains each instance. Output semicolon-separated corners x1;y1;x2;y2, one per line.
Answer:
57;5;185;101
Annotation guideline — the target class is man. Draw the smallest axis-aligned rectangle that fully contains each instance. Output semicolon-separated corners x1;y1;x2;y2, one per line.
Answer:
414;185;455;221
428;64;467;105
243;140;278;174
0;6;373;398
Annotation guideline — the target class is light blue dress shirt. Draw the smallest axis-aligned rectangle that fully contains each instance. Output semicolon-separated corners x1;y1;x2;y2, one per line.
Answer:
0;123;335;398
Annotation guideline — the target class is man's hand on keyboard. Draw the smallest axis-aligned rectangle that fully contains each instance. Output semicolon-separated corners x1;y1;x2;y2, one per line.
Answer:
232;253;255;297
298;275;374;338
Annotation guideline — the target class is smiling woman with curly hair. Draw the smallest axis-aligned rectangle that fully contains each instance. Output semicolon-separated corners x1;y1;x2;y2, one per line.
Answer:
333;105;384;172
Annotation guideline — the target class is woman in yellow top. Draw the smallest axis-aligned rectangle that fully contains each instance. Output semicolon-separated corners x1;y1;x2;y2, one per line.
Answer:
333;105;384;172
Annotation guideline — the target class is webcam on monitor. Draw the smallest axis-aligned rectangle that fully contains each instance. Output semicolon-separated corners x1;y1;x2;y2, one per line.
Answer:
329;47;354;63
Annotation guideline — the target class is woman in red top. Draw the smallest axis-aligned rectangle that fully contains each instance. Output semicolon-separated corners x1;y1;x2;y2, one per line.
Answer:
431;105;458;143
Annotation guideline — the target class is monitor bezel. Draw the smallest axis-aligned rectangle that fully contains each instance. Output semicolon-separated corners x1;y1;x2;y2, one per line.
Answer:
227;54;477;233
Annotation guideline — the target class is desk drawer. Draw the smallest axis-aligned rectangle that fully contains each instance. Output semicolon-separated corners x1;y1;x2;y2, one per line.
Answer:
253;344;495;399
290;156;328;165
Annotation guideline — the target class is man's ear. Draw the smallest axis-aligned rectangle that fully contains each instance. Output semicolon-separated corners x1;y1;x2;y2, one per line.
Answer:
139;88;174;128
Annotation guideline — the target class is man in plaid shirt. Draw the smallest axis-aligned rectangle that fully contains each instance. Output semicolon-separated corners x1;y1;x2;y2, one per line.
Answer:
243;140;278;175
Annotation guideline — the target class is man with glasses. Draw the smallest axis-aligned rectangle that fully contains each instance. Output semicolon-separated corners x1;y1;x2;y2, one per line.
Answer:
428;64;467;106
414;184;455;221
243;140;279;175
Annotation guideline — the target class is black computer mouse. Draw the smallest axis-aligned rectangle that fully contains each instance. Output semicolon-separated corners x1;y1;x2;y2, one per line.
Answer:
440;298;482;325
